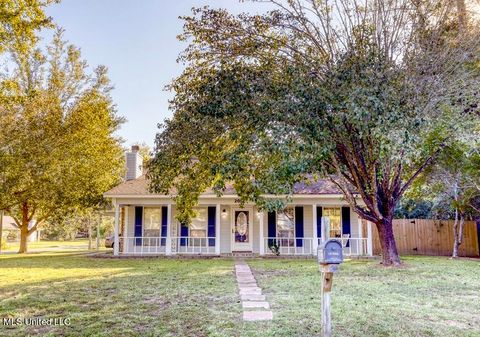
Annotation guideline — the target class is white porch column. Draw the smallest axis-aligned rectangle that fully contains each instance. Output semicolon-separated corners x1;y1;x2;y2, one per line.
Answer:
215;204;221;255
367;221;373;256
259;212;265;255
358;217;363;255
166;204;172;255
321;217;330;243
312;204;318;254
113;202;120;256
123;207;128;253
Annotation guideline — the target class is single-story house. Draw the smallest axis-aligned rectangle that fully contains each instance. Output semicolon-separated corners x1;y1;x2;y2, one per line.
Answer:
1;215;40;242
104;146;374;257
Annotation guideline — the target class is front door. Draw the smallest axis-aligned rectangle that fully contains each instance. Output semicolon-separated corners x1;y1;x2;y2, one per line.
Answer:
231;208;253;251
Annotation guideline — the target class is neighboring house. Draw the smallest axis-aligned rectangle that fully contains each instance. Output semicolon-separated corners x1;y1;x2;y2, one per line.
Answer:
104;146;374;257
1;216;40;242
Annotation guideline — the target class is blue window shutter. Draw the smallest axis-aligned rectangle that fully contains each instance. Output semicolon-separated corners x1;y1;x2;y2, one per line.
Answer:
268;212;276;246
317;206;323;239
180;222;188;246
208;206;216;247
342;206;351;247
295;206;304;247
134;206;143;246
161;206;168;246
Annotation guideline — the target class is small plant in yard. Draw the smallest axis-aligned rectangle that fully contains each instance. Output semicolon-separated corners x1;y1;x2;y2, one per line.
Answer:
268;241;280;256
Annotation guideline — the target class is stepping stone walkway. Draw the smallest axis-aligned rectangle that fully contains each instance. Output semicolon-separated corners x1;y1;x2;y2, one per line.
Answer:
235;261;273;321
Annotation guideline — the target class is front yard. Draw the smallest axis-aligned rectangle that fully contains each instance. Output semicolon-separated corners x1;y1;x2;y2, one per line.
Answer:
0;253;478;337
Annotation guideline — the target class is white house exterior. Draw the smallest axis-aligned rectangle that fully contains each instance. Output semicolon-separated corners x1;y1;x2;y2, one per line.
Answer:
104;147;373;257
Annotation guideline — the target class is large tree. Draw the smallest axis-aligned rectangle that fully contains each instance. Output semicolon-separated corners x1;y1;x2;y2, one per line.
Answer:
149;0;480;265
0;30;124;253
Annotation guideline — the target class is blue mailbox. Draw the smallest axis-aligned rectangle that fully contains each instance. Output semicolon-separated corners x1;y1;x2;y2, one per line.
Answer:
317;239;343;264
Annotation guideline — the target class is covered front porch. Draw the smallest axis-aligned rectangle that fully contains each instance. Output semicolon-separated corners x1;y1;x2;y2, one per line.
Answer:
111;197;374;258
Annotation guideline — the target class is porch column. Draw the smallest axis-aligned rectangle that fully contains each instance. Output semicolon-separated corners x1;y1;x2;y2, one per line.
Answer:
312;204;318;254
367;221;373;256
259;212;265;255
166;204;172;255
113;202;120;256
358;217;363;255
215;204;221;255
123;207;129;253
321;217;329;243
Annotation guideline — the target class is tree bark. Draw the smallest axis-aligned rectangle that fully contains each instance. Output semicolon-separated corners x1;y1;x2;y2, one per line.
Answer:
452;212;465;258
19;221;29;253
88;218;92;250
376;218;401;266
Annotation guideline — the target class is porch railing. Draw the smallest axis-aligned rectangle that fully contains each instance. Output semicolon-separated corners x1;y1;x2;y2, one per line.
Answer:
120;236;217;255
317;237;369;256
121;236;167;255
171;236;216;254
264;237;314;256
264;237;369;256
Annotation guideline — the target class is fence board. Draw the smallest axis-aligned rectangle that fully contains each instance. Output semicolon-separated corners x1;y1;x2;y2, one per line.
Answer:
366;219;479;257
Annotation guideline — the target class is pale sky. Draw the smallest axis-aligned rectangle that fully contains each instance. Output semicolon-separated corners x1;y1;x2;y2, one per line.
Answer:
45;1;271;149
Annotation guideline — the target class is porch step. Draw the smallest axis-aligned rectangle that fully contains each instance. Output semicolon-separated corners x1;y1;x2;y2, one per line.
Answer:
222;252;259;257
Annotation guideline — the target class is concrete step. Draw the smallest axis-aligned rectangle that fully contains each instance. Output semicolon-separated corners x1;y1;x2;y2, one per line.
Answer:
242;301;270;309
243;311;273;321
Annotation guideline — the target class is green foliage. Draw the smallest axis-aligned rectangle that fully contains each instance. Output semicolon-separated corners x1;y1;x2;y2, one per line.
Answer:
410;139;480;220
149;0;480;239
394;198;433;219
268;241;280;256
0;28;124;251
0;0;56;54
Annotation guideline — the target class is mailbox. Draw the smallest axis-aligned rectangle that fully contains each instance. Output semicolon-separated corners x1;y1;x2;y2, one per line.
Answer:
317;239;343;264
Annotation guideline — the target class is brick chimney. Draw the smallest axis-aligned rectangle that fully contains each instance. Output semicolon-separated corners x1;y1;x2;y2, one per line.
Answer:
125;145;143;180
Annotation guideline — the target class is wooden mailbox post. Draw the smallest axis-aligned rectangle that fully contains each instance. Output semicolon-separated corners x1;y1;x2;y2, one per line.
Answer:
317;239;343;337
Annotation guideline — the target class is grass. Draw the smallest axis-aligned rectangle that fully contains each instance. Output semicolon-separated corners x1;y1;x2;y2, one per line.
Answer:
0;254;478;337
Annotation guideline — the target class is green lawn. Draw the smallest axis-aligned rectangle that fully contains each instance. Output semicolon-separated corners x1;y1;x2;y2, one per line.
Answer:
0;254;478;337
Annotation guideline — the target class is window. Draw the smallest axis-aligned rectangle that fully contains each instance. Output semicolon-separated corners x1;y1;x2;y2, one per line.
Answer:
277;208;295;246
323;207;341;238
143;208;162;246
190;208;207;238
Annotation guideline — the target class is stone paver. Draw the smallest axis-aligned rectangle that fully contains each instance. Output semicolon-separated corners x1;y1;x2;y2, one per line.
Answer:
241;294;266;301
243;311;273;321
242;301;270;309
235;261;273;321
239;288;262;295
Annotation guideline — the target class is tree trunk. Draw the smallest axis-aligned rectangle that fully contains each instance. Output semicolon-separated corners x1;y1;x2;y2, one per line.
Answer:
88;218;92;250
376;218;401;266
452;213;465;258
19;222;29;253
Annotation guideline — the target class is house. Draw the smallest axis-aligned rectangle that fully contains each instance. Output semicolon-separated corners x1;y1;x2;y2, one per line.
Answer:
104;146;374;257
1;215;40;242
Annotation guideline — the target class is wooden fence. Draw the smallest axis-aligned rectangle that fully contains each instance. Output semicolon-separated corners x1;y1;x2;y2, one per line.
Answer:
366;219;480;257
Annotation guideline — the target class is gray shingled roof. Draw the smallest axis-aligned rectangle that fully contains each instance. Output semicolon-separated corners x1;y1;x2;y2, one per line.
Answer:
104;175;342;196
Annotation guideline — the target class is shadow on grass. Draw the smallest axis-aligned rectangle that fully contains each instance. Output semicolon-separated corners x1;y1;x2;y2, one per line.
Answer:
1;258;240;337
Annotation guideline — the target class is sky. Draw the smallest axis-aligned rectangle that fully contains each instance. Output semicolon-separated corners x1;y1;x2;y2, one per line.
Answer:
45;0;271;149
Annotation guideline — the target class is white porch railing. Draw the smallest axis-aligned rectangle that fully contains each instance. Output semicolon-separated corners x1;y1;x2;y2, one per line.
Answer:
120;236;217;255
322;238;369;256
264;237;315;255
171;236;216;254
121;236;167;255
264;237;369;256
118;236;368;256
